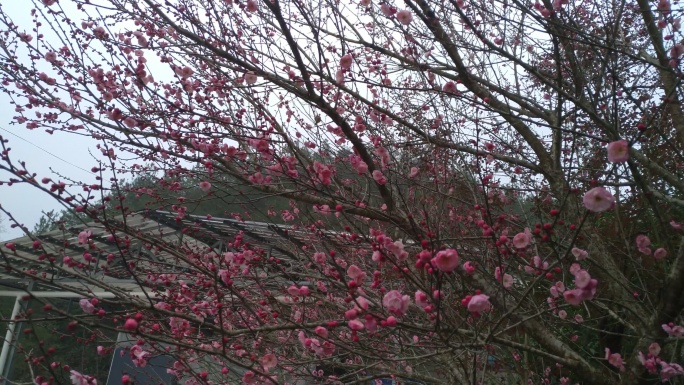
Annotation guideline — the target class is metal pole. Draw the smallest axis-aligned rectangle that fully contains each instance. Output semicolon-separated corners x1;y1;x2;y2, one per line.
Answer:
3;281;32;383
0;295;21;383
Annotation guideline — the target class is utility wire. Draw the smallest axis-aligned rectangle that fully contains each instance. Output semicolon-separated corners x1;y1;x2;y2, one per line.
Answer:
0;126;93;174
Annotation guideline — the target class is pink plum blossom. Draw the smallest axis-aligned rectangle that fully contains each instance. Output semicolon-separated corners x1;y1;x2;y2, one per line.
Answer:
431;248;460;273
244;72;258;84
372;170;387;185
347;264;366;285
70;370;96;385
383;290;410;316
340;54;353;70
660;361;684;381
381;3;395;16
649;342;661;357
605;348;626;371
512;228;532;248
654;248;668;260
77;230;92;245
443;81;458;93
261;354;277;370
571;247;588;260
409;167;419;178
79;299;95;314
563;289;584;306
130;345;149;367
607;140;629;163
45;51;57;62
314;326;328;338
583;187;615;212
242;371;256;384
348;319;364;330
502;274;514;289
467;294;491;314
123;318;138;331
396;10;413;25
199;181;211;192
662;323;684;337
246;0;258;12
415;290;429;309
636;234;651;249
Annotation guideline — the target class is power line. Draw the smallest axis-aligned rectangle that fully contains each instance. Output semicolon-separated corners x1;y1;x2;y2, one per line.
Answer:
0;126;93;174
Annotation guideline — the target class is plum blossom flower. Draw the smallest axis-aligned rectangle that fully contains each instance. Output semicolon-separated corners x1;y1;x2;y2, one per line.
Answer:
242;371;256;384
512;228;532;248
386;240;409;261
45;51;57;62
574;270;592;289
502;273;514;289
409;167;419;178
660;361;684;381
244;72;258;84
415;290;429;309
443;81;458;93
123;318;138;331
79;299;95;314
340;54;353;70
396;10;413;25
372;170;387;185
649;342;661;357
199;181;211;192
563;289;584;306
662;323;684;337
654;248;668;260
563;269;598;306
583;187;615;212
93;26;108;40
287;285;300;296
315;326;329;338
383;290;410;316
381;3;395;16
605;348;626;371
130;345;149;367
78;230;92;245
348;319;364;330
658;0;671;14
347;264;366;285
261;354;277;370
607;140;629;163
467;294;491;314
246;0;258;12
350;155;368;174
375;147;391;168
571;247;588;260
636;235;652;255
431;248;460;273
70;370;96;385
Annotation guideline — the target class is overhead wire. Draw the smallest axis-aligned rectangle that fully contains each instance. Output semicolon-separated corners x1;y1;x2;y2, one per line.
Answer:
0;126;93;174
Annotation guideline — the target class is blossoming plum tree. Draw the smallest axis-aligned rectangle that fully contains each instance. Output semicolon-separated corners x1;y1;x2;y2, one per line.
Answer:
1;0;684;383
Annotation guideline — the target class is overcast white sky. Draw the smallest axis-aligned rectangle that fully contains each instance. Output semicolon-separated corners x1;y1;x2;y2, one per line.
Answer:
0;2;100;241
